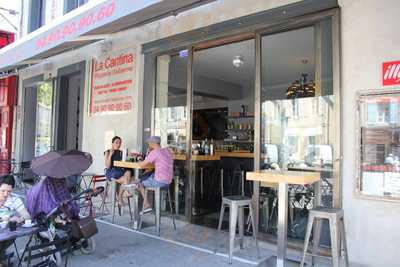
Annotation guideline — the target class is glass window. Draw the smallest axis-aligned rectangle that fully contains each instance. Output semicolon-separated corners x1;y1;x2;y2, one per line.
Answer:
358;91;400;200
260;20;335;242
28;0;45;33
154;53;188;215
35;81;54;156
64;0;88;14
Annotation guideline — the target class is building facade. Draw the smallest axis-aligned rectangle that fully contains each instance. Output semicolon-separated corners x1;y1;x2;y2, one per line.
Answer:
1;0;400;266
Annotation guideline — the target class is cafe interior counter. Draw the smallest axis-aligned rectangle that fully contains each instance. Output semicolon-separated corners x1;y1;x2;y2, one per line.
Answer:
172;151;257;160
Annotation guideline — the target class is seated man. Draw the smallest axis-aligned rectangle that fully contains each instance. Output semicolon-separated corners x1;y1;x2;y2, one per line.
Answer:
0;175;30;266
137;136;173;212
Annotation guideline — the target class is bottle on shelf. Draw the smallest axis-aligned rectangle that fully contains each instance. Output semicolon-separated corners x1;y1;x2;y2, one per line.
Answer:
210;139;214;155
204;138;210;155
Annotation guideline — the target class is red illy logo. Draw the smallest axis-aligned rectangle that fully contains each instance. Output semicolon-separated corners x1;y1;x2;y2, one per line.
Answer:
383;61;400;86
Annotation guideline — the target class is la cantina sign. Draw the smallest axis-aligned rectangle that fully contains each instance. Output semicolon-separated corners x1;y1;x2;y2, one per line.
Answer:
383;60;400;86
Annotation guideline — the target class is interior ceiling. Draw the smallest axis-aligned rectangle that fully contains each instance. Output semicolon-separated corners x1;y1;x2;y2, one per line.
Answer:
169;27;315;95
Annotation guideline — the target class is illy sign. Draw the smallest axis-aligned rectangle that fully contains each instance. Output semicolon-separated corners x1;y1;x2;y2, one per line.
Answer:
383;60;400;86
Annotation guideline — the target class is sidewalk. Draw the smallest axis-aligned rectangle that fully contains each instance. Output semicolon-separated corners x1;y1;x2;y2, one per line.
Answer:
68;221;253;267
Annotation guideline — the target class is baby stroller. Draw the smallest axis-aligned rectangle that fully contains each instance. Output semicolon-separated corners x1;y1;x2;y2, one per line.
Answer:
24;150;99;266
26;178;103;266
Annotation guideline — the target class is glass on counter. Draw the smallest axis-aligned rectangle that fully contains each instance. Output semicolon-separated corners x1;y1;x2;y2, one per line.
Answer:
357;90;400;200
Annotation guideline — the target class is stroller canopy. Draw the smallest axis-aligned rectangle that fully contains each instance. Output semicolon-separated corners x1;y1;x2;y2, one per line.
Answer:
26;177;80;219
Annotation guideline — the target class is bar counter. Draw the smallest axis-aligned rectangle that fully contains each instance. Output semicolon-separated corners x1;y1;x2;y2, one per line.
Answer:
172;151;257;160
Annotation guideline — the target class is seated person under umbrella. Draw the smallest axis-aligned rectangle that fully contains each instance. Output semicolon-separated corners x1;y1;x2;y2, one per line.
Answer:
26;177;80;220
26;150;92;220
0;175;30;266
136;136;173;213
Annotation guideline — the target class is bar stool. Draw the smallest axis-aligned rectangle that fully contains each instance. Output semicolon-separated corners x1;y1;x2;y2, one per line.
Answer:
216;195;260;264
110;180;133;223
301;207;349;267
138;185;176;236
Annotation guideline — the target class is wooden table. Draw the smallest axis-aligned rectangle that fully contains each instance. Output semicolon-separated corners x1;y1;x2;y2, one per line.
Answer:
247;170;321;267
113;161;154;228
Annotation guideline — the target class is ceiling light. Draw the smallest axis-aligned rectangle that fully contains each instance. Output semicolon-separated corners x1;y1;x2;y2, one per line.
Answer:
232;56;244;68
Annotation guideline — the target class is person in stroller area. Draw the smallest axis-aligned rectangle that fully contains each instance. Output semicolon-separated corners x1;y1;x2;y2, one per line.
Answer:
0;175;30;267
26;176;80;223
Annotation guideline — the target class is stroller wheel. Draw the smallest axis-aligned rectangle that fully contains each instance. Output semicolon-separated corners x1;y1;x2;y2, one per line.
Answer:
80;237;96;254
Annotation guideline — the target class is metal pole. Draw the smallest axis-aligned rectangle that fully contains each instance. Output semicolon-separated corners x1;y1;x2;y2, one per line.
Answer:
277;182;288;267
185;47;194;221
253;34;262;234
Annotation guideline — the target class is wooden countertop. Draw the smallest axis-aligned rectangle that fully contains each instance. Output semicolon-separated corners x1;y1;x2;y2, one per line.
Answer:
246;170;320;185
114;161;154;169
172;151;257;160
217;151;255;158
173;154;221;161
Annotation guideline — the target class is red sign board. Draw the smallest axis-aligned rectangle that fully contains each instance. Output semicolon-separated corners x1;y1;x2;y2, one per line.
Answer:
383;60;400;86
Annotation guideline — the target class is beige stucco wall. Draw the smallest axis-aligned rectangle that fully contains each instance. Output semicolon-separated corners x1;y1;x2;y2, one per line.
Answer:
15;0;400;266
339;0;400;266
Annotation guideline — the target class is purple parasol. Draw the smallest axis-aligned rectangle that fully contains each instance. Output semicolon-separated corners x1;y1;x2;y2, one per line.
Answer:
31;150;92;178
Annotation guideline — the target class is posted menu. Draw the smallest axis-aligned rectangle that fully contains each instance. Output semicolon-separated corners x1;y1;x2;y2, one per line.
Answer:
89;49;135;116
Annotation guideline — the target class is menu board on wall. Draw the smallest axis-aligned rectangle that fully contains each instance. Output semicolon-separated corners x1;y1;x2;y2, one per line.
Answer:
89;49;135;116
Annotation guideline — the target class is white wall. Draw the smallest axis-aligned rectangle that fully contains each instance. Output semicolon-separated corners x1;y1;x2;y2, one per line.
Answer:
340;0;400;266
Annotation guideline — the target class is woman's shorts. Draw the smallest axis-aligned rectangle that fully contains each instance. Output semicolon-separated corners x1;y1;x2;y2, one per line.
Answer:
105;167;126;181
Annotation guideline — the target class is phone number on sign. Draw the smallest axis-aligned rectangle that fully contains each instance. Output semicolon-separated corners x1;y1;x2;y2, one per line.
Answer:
36;1;116;50
93;102;132;113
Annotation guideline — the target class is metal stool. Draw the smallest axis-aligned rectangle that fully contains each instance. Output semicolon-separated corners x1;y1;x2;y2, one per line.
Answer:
138;185;176;236
301;207;349;267
216;195;260;264
110;180;133;223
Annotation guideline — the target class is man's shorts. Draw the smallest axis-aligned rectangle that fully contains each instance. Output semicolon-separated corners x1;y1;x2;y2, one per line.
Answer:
141;173;169;188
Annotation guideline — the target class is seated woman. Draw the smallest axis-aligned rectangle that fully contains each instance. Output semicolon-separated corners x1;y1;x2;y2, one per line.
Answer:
104;136;132;205
0;175;30;266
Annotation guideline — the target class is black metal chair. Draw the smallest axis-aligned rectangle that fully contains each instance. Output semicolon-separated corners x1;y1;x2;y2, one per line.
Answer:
14;161;39;192
24;236;71;267
0;251;14;267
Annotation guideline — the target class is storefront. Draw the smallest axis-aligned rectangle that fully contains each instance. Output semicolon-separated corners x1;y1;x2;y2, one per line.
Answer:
140;6;340;248
1;0;400;266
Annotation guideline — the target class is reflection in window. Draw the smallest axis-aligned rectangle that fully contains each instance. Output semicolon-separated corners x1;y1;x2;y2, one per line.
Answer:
35;81;53;156
259;22;334;241
154;54;188;150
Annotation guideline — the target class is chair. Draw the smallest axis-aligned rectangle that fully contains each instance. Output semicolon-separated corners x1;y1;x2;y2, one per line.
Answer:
138;185;176;236
14;161;39;192
0;251;13;267
300;207;349;267
90;175;108;217
24;236;71;267
216;195;260;264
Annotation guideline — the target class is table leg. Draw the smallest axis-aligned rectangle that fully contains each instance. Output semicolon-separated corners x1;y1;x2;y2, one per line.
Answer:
277;182;288;267
174;175;180;215
111;180;117;222
132;169;140;229
17;234;34;267
313;180;321;208
200;167;204;199
192;163;197;216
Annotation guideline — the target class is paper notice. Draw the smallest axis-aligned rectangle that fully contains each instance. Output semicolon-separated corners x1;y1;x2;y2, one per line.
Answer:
104;130;115;151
